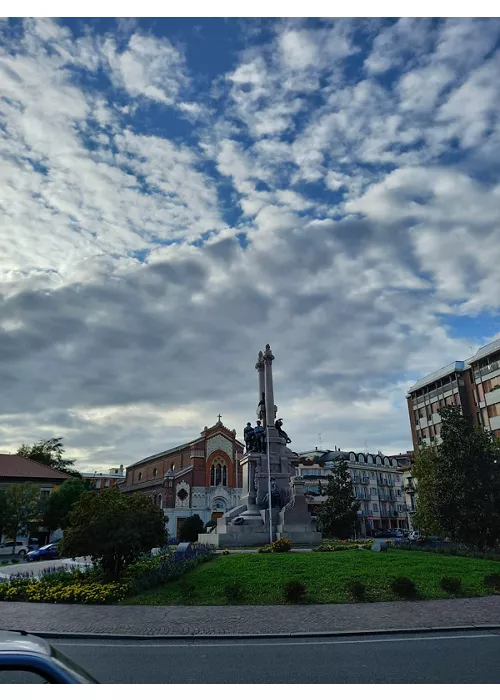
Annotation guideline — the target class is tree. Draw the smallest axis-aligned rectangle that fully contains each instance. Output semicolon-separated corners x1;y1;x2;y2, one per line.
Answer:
59;489;167;580
43;477;91;532
17;437;81;478
3;484;41;553
0;488;9;541
317;458;360;538
413;405;500;550
179;514;204;542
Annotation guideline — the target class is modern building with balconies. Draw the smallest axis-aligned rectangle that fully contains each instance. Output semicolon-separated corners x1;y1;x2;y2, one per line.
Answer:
406;337;500;453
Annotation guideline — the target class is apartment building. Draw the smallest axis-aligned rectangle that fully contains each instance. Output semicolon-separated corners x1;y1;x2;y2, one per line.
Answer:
406;360;475;451
406;337;500;452
79;465;126;490
468;337;500;439
297;450;408;535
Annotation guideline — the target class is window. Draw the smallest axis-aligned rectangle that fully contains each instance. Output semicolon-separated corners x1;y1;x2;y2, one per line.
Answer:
398;505;404;512
95;479;102;489
349;452;356;462
372;504;379;512
383;457;390;466
39;488;51;503
210;457;227;487
153;468;158;477
397;489;401;496
371;488;377;495
138;472;142;482
104;479;110;487
376;456;382;465
158;495;163;509
371;471;375;477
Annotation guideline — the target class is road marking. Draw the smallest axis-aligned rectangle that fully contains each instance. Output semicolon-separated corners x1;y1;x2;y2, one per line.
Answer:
54;632;499;649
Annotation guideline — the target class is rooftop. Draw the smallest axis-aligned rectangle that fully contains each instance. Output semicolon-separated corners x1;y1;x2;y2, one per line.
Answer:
467;336;500;365
0;454;71;481
408;360;468;393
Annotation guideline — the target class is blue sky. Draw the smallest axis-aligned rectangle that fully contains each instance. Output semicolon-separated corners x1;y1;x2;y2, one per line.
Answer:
1;17;500;469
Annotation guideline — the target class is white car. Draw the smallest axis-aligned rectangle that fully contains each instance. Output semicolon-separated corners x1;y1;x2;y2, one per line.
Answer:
408;531;422;541
0;541;28;557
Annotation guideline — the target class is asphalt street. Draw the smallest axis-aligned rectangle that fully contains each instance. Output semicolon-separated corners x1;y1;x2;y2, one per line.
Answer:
48;630;500;683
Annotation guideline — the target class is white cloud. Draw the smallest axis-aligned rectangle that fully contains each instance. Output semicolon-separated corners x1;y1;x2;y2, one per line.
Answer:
1;18;500;469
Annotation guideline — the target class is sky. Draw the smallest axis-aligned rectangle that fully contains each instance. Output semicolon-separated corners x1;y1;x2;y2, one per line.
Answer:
1;17;500;471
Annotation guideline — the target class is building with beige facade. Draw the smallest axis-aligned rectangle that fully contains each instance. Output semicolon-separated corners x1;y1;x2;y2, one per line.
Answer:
297;449;408;535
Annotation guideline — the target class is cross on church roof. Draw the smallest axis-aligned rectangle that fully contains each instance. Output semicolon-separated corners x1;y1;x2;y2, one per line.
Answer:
217;413;222;422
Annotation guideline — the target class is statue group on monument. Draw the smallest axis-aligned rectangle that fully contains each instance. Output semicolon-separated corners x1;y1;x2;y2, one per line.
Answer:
244;412;291;453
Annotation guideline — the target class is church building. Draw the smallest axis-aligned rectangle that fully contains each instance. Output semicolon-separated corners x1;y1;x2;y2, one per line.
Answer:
119;417;244;538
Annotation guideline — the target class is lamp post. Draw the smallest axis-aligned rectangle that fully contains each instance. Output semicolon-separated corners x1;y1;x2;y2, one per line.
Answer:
267;426;272;544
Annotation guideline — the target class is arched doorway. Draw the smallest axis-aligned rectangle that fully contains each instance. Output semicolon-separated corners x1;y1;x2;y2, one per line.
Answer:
211;498;227;522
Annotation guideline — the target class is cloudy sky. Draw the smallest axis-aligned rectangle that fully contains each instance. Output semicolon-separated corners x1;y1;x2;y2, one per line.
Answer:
1;17;500;471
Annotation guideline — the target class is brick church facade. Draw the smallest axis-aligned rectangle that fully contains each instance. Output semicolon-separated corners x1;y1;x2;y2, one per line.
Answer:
120;418;244;538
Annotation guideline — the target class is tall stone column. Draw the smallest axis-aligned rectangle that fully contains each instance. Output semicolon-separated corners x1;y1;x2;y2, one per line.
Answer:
263;344;275;429
255;351;265;425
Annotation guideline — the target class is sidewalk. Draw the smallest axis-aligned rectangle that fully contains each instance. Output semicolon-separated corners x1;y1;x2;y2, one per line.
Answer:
1;596;500;638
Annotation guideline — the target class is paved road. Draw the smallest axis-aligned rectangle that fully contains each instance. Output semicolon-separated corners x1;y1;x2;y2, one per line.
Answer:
0;558;91;579
49;631;500;683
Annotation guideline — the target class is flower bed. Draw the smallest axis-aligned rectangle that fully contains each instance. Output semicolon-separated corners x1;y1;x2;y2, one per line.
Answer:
314;543;372;552
0;544;215;604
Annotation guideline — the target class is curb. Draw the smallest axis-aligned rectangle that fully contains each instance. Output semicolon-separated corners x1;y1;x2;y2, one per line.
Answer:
14;623;500;641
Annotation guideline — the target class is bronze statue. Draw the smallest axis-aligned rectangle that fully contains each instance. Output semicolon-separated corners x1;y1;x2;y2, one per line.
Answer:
275;418;291;444
253;420;265;452
258;392;266;423
243;422;255;452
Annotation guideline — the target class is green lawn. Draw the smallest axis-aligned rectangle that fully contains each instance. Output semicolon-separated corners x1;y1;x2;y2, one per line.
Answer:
121;550;500;606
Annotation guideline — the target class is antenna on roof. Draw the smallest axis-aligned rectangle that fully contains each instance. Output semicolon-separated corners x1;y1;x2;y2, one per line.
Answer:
318;431;323;451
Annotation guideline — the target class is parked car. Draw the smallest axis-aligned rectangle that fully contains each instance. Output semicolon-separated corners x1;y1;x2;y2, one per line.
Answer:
0;541;28;557
26;543;60;562
0;629;97;683
408;530;422;541
390;529;405;538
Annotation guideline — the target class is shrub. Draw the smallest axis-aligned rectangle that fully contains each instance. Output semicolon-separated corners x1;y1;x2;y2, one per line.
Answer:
283;580;307;603
11;559;19;564
271;538;292;553
224;580;245;603
346;579;366;601
222;549;230;556
484;573;500;591
0;579;128;604
258;546;272;553
178;579;196;600
391;576;418;599
440;576;462;595
179;514;205;543
205;519;217;533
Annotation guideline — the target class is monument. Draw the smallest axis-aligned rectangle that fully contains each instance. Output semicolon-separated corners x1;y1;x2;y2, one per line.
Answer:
199;345;322;547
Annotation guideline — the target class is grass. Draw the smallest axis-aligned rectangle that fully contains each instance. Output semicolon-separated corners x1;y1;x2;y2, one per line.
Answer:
121;549;500;606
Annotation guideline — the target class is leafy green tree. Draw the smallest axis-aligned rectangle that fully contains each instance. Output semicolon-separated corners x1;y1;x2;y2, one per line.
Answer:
59;489;167;580
17;437;81;478
413;405;500;550
0;488;9;541
411;446;439;535
43;477;91;532
3;484;41;553
179;514;205;542
317;458;360;538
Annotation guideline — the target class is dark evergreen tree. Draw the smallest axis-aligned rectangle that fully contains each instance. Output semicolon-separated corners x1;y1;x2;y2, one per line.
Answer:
317;458;360;538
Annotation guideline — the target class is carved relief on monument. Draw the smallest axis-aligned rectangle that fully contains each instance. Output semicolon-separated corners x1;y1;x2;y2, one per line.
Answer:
206;433;233;458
